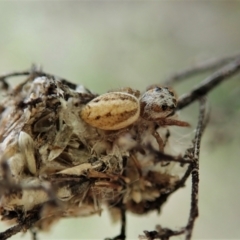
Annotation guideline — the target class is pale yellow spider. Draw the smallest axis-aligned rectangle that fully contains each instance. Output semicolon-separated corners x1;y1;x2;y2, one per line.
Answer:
80;86;189;130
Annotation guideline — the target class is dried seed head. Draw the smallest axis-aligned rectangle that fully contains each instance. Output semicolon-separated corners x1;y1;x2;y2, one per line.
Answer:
0;73;190;235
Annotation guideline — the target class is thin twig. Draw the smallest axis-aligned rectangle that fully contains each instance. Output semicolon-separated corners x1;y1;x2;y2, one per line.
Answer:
0;179;59;205
146;144;193;164
0;68;78;91
30;228;38;240
142;97;208;240
143;227;184;240
163;53;240;86
177;57;240;110
185;97;207;240
112;205;126;240
0;210;40;240
0;70;32;80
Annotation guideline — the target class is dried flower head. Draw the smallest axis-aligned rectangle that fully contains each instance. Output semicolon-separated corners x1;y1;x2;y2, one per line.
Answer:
1;54;239;240
0;71;191;239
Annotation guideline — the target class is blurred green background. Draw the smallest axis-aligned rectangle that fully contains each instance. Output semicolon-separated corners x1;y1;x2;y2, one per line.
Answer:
0;2;240;240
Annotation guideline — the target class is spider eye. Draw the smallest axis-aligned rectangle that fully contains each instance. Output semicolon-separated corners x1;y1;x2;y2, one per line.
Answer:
155;87;162;92
162;105;167;111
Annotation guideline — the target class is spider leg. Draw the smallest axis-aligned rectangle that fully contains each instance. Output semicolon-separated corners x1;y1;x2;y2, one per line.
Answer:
130;154;142;177
151;128;173;168
156;118;190;127
152;125;170;152
152;130;164;151
163;129;170;148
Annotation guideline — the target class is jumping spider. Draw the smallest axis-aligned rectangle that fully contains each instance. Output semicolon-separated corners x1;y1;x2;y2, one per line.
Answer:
80;86;189;130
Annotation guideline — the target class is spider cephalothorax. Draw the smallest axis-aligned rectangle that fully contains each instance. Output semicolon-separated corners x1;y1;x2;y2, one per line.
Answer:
140;87;177;120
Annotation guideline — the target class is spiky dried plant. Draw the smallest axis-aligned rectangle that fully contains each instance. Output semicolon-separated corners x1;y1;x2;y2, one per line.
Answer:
0;54;239;240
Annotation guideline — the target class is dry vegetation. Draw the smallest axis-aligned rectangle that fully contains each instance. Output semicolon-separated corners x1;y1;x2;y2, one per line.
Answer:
0;54;239;240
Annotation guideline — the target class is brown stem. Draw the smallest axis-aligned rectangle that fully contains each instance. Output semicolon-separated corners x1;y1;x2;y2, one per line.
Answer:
177;57;240;110
185;97;207;240
163;53;240;86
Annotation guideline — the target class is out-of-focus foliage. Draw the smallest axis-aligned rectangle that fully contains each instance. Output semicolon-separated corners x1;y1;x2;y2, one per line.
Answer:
0;2;239;239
